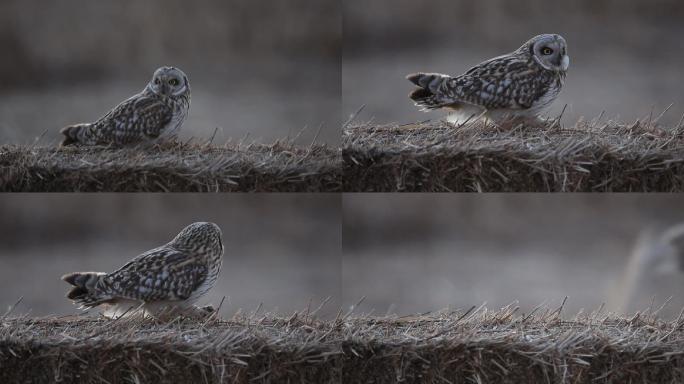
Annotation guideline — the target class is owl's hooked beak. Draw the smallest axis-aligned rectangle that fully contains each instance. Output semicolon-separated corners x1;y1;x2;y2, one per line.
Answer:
561;55;570;72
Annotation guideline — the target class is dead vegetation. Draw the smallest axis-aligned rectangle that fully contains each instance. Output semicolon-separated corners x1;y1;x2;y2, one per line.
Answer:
343;114;684;192
0;140;341;192
2;305;684;383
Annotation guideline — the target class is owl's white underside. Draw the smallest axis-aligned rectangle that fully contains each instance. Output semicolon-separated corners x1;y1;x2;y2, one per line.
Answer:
444;105;535;125
158;107;188;140
100;298;199;318
444;86;560;125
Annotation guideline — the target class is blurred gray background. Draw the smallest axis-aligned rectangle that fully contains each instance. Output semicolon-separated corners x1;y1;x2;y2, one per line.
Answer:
343;0;684;127
0;0;340;146
0;194;341;318
343;195;684;319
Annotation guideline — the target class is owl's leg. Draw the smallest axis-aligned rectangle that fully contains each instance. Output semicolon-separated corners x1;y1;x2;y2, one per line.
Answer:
128;139;158;151
444;105;486;127
197;304;215;313
181;305;218;320
101;300;145;319
489;112;545;131
139;302;183;321
135;134;180;151
517;115;547;129
142;303;217;321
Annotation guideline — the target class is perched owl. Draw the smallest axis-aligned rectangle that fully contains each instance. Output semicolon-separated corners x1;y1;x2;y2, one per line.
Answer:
60;66;191;147
407;34;569;123
62;222;223;318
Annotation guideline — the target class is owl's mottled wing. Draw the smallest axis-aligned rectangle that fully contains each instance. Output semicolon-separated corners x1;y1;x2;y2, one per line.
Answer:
99;94;173;140
442;55;554;110
98;246;208;302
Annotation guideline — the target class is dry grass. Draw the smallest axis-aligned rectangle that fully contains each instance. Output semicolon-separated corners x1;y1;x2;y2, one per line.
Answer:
0;140;341;192
2;304;684;383
0;311;341;384
343;115;684;192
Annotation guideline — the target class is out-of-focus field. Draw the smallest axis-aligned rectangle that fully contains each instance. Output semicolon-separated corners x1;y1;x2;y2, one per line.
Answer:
343;194;684;319
0;195;341;318
343;0;684;128
0;0;341;146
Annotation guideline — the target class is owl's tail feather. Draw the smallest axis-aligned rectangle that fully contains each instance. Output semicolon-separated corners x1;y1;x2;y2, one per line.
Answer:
406;72;452;110
59;124;91;147
62;272;109;307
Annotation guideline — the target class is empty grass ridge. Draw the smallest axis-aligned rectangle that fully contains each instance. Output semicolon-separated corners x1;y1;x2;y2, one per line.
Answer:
343;116;684;192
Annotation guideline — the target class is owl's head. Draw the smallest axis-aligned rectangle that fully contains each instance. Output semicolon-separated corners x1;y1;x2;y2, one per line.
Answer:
147;66;190;97
522;34;569;73
172;222;224;255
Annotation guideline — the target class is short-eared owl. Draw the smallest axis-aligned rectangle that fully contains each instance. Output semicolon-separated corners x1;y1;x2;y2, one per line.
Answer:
62;222;223;318
407;34;569;122
60;66;191;146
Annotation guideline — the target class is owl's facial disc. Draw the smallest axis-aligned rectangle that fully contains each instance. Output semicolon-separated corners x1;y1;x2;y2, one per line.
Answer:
148;67;189;96
561;55;570;71
530;35;569;73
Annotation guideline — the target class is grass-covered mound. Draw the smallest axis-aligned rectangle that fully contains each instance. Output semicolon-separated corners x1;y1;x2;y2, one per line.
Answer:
343;117;684;192
0;140;341;192
2;305;683;383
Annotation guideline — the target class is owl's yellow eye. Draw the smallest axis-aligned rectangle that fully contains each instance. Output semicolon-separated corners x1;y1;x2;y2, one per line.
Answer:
541;47;554;55
169;79;179;86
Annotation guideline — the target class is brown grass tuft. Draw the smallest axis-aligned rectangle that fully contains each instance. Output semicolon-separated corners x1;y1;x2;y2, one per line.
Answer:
343;117;684;192
0;140;341;192
2;306;684;383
